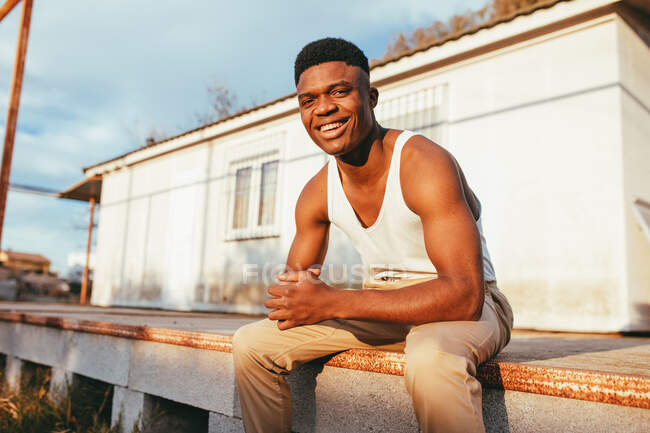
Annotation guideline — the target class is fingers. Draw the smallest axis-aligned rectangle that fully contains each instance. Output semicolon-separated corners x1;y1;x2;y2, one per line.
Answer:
276;271;299;282
267;308;290;321
264;296;285;309
276;319;297;331
267;284;291;297
276;268;320;283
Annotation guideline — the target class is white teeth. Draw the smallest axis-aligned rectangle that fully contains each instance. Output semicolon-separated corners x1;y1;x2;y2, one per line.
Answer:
320;121;343;132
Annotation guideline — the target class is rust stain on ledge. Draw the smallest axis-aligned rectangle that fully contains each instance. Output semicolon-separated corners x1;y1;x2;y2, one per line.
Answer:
0;311;648;409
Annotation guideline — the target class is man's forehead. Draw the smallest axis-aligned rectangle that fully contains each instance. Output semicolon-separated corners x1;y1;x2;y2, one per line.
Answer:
296;61;366;92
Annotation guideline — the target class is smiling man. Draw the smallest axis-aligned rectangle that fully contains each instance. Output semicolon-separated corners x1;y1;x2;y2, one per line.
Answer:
232;38;514;433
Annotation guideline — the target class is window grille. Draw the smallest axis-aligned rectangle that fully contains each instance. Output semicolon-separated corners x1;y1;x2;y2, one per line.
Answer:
233;167;252;229
374;85;448;144
225;134;283;240
258;160;279;226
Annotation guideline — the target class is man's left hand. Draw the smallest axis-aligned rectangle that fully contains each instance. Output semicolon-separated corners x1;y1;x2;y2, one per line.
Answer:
265;270;337;330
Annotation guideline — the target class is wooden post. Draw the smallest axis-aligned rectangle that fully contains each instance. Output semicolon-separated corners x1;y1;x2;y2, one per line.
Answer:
0;0;33;249
80;197;95;305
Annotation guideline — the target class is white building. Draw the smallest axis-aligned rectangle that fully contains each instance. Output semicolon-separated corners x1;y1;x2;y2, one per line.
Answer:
73;0;650;332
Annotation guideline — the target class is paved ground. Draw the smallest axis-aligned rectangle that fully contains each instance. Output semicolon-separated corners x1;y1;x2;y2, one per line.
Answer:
1;301;648;377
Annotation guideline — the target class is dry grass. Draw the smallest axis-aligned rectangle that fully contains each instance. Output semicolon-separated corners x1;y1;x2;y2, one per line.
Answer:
0;365;139;433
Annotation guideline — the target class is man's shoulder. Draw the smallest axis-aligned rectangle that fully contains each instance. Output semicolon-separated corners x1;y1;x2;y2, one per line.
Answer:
400;132;453;176
296;162;329;223
398;132;463;213
305;162;329;193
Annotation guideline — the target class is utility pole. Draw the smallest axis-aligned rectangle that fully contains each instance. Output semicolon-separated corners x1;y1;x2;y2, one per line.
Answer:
80;197;96;305
0;0;34;248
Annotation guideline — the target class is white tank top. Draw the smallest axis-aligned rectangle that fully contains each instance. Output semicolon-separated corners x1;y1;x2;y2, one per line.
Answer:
327;130;497;284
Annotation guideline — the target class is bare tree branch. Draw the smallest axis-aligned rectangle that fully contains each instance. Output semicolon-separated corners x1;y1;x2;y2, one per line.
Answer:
371;0;546;65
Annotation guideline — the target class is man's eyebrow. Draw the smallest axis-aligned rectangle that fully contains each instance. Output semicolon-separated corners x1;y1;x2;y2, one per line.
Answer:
298;80;356;99
327;80;355;90
297;91;315;99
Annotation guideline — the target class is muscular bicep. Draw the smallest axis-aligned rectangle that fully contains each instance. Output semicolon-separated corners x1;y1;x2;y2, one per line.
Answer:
420;197;483;287
285;167;330;271
402;139;484;290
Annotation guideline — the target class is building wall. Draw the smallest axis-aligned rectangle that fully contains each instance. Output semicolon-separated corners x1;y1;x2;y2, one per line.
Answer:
372;15;629;331
92;111;361;311
448;16;627;331
0;260;49;274
617;15;650;331
92;13;646;331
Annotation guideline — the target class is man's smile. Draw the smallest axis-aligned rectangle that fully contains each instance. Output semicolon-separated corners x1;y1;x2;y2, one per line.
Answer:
316;117;350;138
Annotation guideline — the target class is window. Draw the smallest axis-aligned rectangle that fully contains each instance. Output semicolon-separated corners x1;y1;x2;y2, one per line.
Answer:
374;84;448;144
233;167;252;229
258;160;278;226
227;149;281;240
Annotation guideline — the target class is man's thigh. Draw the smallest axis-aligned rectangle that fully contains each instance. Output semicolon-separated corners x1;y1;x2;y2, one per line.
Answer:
404;288;510;369
233;318;409;372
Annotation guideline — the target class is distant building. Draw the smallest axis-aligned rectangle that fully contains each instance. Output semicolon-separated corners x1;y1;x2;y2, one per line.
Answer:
70;0;649;332
0;251;50;274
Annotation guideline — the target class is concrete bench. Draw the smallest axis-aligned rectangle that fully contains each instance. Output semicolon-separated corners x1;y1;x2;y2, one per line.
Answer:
0;302;648;432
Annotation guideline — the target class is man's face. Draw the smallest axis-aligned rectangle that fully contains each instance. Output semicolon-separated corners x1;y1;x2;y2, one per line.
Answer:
297;61;377;156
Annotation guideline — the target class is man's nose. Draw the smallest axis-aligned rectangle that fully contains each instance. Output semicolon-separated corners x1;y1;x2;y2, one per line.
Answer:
314;95;336;116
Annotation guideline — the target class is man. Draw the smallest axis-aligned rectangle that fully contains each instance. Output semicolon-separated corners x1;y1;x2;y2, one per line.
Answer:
233;37;513;433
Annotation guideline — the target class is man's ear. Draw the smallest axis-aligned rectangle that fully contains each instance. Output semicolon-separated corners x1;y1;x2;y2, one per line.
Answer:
369;86;379;109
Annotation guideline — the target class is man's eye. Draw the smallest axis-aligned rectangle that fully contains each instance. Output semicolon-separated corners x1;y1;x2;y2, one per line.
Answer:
332;89;348;96
301;99;313;107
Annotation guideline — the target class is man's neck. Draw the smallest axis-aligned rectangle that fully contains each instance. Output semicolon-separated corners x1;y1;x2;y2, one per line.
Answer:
335;124;391;188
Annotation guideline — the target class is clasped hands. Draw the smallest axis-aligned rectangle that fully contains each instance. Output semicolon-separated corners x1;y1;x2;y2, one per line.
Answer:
265;269;338;330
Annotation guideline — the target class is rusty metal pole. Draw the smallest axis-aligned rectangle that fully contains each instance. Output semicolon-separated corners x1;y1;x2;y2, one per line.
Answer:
80;197;96;305
0;0;33;249
0;0;21;21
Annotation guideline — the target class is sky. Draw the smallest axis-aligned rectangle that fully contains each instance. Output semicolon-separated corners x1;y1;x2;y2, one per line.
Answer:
0;0;488;275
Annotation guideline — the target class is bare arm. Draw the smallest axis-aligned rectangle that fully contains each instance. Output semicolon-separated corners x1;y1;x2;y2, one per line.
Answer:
284;164;330;272
267;135;484;329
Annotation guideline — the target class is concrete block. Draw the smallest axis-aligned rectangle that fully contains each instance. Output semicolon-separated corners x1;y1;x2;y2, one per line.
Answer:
208;412;244;433
289;360;419;433
0;322;13;355
4;355;22;392
62;331;132;386
112;386;145;433
49;366;73;403
1;323;73;366
128;340;237;415
483;388;650;433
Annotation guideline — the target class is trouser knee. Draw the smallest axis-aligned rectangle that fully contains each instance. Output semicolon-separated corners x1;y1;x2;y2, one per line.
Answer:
405;345;472;386
232;322;265;368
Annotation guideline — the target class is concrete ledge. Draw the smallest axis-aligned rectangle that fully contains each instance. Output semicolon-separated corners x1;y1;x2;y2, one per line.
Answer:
479;361;650;409
128;340;237;415
0;308;648;410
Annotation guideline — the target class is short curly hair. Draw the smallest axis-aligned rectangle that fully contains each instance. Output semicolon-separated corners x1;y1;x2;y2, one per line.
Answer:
294;37;369;85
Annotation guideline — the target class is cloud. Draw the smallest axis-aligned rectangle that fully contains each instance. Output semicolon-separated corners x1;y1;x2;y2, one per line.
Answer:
0;0;489;274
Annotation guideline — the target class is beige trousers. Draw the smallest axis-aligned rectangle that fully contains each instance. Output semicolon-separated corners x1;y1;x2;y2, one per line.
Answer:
232;281;513;433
